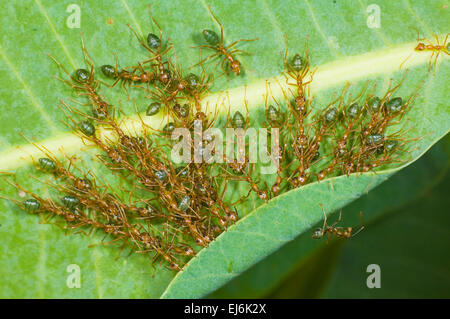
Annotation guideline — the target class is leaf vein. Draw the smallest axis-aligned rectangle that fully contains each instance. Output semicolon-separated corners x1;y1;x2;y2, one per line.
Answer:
33;0;78;69
0;46;58;133
120;0;145;39
303;0;341;57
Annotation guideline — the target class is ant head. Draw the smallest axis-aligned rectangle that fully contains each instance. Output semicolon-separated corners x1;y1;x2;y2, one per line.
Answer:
227;211;238;222
219;218;228;227
195;111;206;121
230;60;241;75
184;246;195;256
170;262;180;271
295;96;306;112
317;170;327;181
194;237;205;246
159;71;171;84
75;178;91;191
312;228;324;239
271;183;281;194
140;232;153;245
258;190;268;200
415;43;425;51
297;173;308;185
140;72;153;83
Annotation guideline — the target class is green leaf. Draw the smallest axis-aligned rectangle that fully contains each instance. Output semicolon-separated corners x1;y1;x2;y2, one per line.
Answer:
0;0;448;298
209;136;450;298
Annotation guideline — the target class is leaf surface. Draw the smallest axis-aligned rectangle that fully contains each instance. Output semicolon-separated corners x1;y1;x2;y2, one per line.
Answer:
0;0;448;298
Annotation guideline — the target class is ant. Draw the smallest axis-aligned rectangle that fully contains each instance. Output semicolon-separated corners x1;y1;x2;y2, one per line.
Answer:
100;54;156;97
148;58;188;115
414;31;449;73
263;81;288;129
312;204;365;240
2;178;100;235
135;224;184;271
131;6;173;85
282;35;315;115
48;32;111;118
246;173;268;201
185;61;214;114
330;82;369;158
191;6;258;75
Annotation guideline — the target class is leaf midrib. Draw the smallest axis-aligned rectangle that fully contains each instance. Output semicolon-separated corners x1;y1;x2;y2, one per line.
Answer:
0;39;447;172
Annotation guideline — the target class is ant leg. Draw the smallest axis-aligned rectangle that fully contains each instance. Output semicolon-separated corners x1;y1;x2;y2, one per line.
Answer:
103;236;125;247
229;49;251;56
52;75;83;90
136;62;147;75
127;24;155;55
129;83;147;91
114;241;128;261
68;97;90;107
206;5;224;44
433;51;440;75
319;203;328;229
414;28;425;42
433;34;441;46
79;32;95;81
189;51;221;70
285;79;299;87
220;57;230;75
47;54;78;83
428;51;435;71
87;225;96;237
282;34;290;62
383;69;408;100
443;33;449;54
148;4;163;44
142;45;173;64
329;178;334;191
365;173;377;195
121;80;131;99
113;52;119;75
190;44;217;50
73;228;92;237
227;38;258;49
219;178;229;202
111;77;122;88
97;78;118;88
351;212;365;237
335;210;342;225
158;45;172;58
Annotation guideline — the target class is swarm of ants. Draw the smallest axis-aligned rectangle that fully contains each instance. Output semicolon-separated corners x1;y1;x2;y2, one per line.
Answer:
1;6;438;272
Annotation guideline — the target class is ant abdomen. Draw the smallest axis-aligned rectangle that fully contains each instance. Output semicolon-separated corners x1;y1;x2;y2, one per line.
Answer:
202;29;220;46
